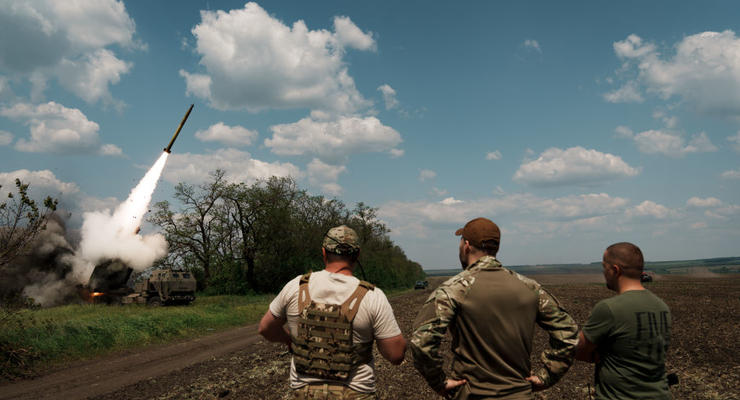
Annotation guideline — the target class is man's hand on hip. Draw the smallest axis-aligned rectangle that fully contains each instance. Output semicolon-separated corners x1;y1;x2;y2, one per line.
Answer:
525;375;546;392
437;378;466;398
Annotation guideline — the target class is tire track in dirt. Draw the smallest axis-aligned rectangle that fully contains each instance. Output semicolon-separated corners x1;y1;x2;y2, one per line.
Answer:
0;324;262;400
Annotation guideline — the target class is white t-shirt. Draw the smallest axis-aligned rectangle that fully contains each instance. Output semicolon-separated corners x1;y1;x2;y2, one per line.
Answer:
269;270;402;393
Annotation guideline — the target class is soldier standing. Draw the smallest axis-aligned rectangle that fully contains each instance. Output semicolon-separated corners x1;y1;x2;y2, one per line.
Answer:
410;217;578;399
259;225;406;399
575;242;672;399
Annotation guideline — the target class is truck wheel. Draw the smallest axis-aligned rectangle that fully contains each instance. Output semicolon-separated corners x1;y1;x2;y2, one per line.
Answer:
147;297;162;307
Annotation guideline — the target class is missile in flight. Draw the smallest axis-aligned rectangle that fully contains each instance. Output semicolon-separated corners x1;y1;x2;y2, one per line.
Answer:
164;104;194;153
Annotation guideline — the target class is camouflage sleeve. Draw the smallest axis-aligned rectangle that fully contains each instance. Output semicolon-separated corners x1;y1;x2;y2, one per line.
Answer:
409;276;470;392
533;287;579;387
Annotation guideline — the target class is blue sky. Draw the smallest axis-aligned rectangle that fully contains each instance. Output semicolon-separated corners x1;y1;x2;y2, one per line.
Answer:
1;0;738;269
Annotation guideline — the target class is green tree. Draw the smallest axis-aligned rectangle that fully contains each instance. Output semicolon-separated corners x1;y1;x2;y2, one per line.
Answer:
0;179;58;268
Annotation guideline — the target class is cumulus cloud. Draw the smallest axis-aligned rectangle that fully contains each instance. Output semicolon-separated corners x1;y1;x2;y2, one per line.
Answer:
440;197;463;205
728;131;740;152
377;84;399;110
0;130;12;145
485;150;502;160
0;0;139;105
513;146;639;186
626;200;674;219
0;101;120;155
631;130;717;157
609;31;740;117
195;122;258;147
419;169;436;182
379;192;630;238
687;197;722;208
523;39;541;53
307;158;346;196
182;2;373;113
432;187;448;196
614;125;634;138
0;169;80;199
603;82;644;103
161;148;301;185
265;116;401;163
389;148;404;158
721;169;740;179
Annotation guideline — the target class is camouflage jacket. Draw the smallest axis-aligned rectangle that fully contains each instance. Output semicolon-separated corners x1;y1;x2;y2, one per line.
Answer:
410;256;578;397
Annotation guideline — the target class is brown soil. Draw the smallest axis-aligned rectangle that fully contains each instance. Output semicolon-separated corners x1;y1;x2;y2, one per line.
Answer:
1;275;738;400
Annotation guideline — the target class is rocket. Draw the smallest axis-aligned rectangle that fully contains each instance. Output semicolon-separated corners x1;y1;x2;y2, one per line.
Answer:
164;104;194;153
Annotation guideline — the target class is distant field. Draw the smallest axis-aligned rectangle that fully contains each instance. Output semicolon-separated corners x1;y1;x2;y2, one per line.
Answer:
425;256;740;277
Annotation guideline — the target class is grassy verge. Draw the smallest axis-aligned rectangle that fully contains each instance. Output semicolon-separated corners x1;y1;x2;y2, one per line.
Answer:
0;294;272;380
1;285;417;381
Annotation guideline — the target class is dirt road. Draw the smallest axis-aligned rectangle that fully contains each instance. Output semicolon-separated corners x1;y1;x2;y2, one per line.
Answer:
1;275;738;400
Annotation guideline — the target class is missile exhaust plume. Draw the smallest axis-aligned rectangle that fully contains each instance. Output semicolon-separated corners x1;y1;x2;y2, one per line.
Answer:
74;152;170;282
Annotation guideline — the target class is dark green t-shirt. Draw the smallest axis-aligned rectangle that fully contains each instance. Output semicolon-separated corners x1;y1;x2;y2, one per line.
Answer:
583;290;671;400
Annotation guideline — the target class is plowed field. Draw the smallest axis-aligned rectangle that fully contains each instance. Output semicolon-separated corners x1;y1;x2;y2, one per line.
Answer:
2;275;738;400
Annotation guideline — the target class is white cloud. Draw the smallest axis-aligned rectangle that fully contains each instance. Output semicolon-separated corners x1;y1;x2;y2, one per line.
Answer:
610;31;740;117
265;116;401;163
626;200;674;220
687;197;722;208
333;16;376;51
440;197;463;205
0;169;80;198
691;222;708;229
307;158;345;196
705;205;740;220
721;169;740;179
162;148;301;185
728;131;740;152
55;49;131;107
379;192;630;238
603;81;644;103
377;84;399;110
0;0;139;105
389;148;404;158
513;146;639;186
182;2;373;113
523;39;541;53
613;34;656;59
0;101;119;155
419;169;436;182
195;122;258;147
631;130;717;157
99;144;123;156
614;125;634;138
0;130;12;145
485;150;502;160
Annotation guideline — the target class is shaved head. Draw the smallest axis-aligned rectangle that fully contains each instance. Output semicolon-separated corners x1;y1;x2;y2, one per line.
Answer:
604;242;644;279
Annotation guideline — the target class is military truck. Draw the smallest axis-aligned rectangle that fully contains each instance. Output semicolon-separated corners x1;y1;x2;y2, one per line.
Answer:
122;267;196;306
83;259;196;305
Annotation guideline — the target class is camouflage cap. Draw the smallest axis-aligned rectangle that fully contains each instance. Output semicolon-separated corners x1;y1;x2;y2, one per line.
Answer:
323;225;360;255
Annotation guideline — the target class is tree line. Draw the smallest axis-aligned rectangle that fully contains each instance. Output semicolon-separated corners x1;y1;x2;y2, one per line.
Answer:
148;171;425;294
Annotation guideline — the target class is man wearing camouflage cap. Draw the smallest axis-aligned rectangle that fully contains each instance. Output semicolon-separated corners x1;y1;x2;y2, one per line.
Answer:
259;225;406;399
410;217;579;399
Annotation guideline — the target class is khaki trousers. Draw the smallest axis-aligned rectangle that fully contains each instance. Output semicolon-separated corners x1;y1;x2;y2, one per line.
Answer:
292;383;377;400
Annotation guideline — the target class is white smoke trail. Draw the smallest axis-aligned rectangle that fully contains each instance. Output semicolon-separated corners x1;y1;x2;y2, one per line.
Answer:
73;152;170;282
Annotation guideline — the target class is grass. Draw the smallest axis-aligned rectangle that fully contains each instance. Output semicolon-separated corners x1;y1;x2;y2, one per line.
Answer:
1;285;415;381
0;294;272;380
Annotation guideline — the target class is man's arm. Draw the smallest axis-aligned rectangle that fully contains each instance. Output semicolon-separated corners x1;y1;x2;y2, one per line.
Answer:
532;288;579;388
258;310;291;345
575;330;598;362
376;334;406;365
409;285;461;394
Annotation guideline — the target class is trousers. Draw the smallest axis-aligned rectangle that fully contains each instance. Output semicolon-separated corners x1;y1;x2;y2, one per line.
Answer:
292;383;377;400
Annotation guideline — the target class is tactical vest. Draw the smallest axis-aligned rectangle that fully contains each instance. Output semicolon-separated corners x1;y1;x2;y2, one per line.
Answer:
291;272;375;381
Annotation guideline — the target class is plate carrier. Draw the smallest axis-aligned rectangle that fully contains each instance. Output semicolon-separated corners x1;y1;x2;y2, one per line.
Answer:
291;272;375;381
